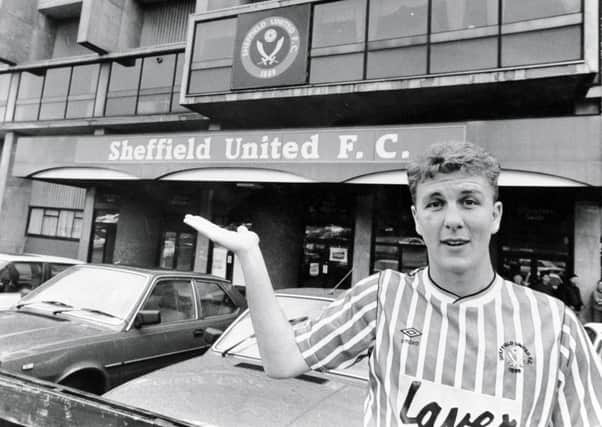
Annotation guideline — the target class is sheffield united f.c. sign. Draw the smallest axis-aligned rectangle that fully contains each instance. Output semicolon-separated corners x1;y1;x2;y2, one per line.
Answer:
232;5;310;90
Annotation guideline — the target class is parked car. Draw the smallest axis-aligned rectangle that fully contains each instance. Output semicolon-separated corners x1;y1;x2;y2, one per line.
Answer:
105;288;366;427
0;253;83;309
0;264;246;394
585;322;602;357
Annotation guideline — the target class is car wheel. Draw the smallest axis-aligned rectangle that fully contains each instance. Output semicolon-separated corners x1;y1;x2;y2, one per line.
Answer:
60;371;106;395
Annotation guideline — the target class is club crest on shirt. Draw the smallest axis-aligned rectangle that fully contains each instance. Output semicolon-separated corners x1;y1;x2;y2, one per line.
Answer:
498;341;533;373
401;328;422;346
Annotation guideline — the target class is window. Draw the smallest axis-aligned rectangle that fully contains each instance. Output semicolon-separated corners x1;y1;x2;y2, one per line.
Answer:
310;0;366;84
14;72;44;121
39;67;71;120
502;0;581;23
143;280;194;323
431;0;497;33
195;281;236;318
49;263;73;278
372;187;427;274
158;231;196;271
66;64;99;118
137;54;177;114
14;262;44;289
366;0;428;79
27;207;84;239
189;18;236;94
171;53;188;112
0;73;10;122
105;59;142;116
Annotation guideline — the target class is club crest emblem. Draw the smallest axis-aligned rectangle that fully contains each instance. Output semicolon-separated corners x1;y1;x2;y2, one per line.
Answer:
240;16;300;79
498;342;533;373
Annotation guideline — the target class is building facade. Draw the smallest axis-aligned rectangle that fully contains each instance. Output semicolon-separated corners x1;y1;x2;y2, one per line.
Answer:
0;0;601;318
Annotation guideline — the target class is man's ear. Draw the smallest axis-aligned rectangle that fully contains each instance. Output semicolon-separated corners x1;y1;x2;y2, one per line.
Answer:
411;205;423;236
491;201;503;234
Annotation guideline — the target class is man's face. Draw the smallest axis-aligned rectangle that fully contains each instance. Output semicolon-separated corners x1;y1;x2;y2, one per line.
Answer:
411;171;502;276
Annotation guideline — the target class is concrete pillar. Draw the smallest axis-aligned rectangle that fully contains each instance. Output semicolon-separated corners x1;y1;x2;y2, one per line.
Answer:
193;188;213;273
0;133;32;253
249;189;304;290
0;0;55;64
352;192;373;286
112;191;161;267
77;187;96;261
573;199;602;322
78;0;142;53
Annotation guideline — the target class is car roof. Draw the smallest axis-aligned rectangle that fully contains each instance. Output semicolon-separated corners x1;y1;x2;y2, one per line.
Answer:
0;253;84;264
72;263;230;282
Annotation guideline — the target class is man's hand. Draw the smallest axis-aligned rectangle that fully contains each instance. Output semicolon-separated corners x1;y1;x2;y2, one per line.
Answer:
183;214;259;253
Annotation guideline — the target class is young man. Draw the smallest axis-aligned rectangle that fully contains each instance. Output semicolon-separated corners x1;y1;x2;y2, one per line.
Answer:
184;141;602;426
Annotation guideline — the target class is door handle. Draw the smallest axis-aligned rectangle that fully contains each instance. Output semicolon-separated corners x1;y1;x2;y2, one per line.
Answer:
193;328;205;337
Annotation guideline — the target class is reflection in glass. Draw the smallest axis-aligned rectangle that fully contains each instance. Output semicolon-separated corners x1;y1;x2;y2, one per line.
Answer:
14;72;44;121
368;0;428;41
192;19;236;63
39;67;70;120
138;54;176;115
0;73;11;122
105;59;142;116
431;0;497;33
503;0;581;23
312;0;366;48
67;64;99;119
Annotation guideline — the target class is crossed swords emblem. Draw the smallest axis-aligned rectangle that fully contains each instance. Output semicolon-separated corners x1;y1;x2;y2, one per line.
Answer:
256;35;284;66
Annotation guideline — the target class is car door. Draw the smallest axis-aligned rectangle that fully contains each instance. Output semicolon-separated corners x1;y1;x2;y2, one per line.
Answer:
116;278;210;384
194;279;241;339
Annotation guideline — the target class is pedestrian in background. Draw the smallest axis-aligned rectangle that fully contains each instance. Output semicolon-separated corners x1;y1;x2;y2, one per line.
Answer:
591;279;602;322
560;274;583;316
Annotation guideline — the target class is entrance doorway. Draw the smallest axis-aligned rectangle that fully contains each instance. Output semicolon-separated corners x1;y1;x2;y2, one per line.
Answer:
89;210;119;264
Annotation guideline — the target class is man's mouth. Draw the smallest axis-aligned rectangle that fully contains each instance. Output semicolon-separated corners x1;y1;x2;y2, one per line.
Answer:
441;239;469;247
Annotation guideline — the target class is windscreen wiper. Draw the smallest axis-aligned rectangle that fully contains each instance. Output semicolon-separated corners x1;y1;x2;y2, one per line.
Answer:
16;300;72;310
221;316;309;358
51;307;121;319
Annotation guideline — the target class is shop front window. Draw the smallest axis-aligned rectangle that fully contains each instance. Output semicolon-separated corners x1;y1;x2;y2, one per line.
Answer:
158;231;196;271
300;190;354;289
497;190;572;286
372;187;427;274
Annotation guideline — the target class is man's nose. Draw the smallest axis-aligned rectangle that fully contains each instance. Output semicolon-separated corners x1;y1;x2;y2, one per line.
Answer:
443;204;464;230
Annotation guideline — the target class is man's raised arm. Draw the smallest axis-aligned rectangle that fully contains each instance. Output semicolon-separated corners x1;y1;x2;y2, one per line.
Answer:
183;214;309;378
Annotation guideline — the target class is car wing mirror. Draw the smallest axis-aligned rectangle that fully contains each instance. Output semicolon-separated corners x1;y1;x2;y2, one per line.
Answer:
134;310;161;328
203;327;223;344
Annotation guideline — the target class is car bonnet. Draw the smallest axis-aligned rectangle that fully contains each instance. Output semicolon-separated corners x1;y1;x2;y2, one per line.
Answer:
105;351;366;427
0;310;110;357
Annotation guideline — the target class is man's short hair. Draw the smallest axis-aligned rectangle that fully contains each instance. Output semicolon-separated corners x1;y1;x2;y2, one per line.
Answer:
407;141;501;203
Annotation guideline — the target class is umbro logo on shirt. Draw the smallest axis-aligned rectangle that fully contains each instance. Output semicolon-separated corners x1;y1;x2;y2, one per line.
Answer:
401;328;422;345
401;328;422;338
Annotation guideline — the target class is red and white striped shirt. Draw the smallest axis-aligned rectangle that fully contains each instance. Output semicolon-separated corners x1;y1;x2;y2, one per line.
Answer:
295;268;602;426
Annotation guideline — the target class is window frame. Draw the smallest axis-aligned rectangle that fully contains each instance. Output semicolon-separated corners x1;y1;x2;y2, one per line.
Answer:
26;206;84;241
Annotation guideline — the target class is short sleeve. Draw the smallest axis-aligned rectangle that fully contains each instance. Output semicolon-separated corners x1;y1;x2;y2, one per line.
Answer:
294;273;380;371
551;308;602;426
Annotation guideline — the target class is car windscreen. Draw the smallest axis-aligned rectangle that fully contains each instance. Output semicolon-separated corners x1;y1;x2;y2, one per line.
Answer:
18;267;149;324
213;294;368;380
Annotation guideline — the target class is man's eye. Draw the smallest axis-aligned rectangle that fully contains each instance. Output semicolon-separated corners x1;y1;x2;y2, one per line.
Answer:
463;199;479;207
425;200;442;208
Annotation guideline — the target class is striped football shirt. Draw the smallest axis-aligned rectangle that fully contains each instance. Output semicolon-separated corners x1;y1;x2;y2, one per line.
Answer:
295;268;602;426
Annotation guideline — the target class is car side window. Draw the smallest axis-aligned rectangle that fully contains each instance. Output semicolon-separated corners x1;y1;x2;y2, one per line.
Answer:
195;281;236;318
49;263;72;278
12;262;44;290
143;280;194;323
